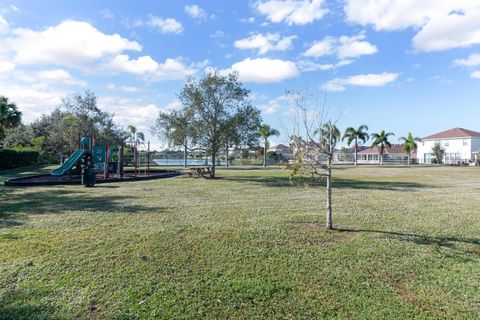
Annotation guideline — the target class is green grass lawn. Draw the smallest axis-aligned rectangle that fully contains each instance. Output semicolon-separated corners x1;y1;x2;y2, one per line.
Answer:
1;165;479;319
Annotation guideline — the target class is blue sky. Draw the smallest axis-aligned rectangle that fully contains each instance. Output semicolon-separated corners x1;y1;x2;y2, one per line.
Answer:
1;0;480;148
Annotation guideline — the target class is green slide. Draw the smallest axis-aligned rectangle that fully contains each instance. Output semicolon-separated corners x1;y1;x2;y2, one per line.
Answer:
51;149;85;176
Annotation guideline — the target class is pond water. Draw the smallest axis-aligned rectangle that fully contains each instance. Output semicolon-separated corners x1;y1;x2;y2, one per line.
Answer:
153;159;223;166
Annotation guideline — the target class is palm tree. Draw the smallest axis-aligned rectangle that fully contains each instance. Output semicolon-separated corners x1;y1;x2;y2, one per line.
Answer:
342;125;369;166
0;96;22;141
371;130;395;165
258;124;280;167
126;125;145;145
315;122;341;147
399;132;421;166
125;125;145;170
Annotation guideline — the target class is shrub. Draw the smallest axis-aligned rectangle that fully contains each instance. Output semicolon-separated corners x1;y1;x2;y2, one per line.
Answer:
0;148;40;170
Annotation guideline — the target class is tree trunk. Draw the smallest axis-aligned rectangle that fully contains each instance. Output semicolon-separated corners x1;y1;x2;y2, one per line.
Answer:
183;143;188;168
354;138;358;166
263;138;267;167
226;145;229;168
326;168;333;230
408;152;411;166
211;152;216;178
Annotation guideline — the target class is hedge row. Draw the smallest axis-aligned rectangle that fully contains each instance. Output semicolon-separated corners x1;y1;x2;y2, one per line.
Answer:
0;148;40;170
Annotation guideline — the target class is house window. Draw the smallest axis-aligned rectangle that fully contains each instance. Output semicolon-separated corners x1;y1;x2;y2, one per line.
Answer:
422;141;424;146
445;140;449;146
463;139;468;146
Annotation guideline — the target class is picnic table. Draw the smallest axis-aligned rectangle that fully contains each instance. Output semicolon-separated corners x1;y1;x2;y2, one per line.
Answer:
187;167;212;178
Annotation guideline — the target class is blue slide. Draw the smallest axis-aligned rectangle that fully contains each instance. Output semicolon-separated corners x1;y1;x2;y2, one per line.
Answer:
51;149;85;176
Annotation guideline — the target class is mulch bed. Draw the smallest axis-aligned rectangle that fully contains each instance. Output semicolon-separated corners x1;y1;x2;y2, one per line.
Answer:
4;170;182;187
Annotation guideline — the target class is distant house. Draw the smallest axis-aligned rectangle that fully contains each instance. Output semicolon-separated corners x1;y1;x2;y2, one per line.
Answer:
268;144;292;158
417;128;480;164
334;146;369;162
357;144;411;164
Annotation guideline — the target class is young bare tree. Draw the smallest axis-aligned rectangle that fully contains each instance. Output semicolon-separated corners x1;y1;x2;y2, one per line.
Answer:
287;91;340;230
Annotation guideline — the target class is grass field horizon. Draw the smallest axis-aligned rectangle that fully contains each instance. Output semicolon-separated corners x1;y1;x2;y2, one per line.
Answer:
1;165;479;319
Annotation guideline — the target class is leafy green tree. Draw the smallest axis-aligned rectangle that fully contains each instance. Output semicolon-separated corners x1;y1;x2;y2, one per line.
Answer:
432;142;446;164
60;90;122;146
0;96;22;142
399;132;421;166
152;109;196;167
29;92;122;162
224;105;261;167
371;130;395;165
258;124;280;167
1;124;35;148
30;108;76;161
342;125;369;166
179;71;261;177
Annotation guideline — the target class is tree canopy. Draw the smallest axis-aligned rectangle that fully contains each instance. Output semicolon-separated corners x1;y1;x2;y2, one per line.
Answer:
0;96;22;142
178;71;261;177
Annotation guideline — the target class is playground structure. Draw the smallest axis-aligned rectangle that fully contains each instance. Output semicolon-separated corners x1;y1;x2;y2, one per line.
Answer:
50;135;128;186
5;135;181;187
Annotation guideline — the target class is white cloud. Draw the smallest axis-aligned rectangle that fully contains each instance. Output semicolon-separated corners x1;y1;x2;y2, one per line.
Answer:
100;9;115;20
297;59;353;72
0;19;207;82
0;60;15;72
106;83;139;93
107;54;159;74
164;99;182;111
4;20;141;67
304;34;377;59
9;5;20;12
259;96;287;114
255;0;328;25
99;96;161;134
344;0;480;52
210;30;225;38
470;71;480;79
185;5;207;20
106;55;199;80
322;72;399;92
0;14;8;32
34;69;87;87
453;54;480;67
0;83;64;123
234;33;297;54
303;37;335;57
148;16;184;34
240;17;256;23
225;58;300;83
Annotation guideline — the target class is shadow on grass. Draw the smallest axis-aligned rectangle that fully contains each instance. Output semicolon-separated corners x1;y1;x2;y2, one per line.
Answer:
336;227;480;253
0;187;169;229
0;287;57;320
223;175;432;191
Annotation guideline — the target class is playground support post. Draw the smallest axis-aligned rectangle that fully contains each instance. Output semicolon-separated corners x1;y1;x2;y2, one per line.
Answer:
134;140;138;176
147;141;150;176
104;144;110;179
120;139;124;178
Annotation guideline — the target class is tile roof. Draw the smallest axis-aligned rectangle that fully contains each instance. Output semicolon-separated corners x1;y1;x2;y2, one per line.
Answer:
422;128;480;140
269;144;290;150
358;144;408;155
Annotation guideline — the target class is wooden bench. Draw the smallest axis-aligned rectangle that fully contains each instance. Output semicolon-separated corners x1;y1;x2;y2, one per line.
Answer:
187;167;212;178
